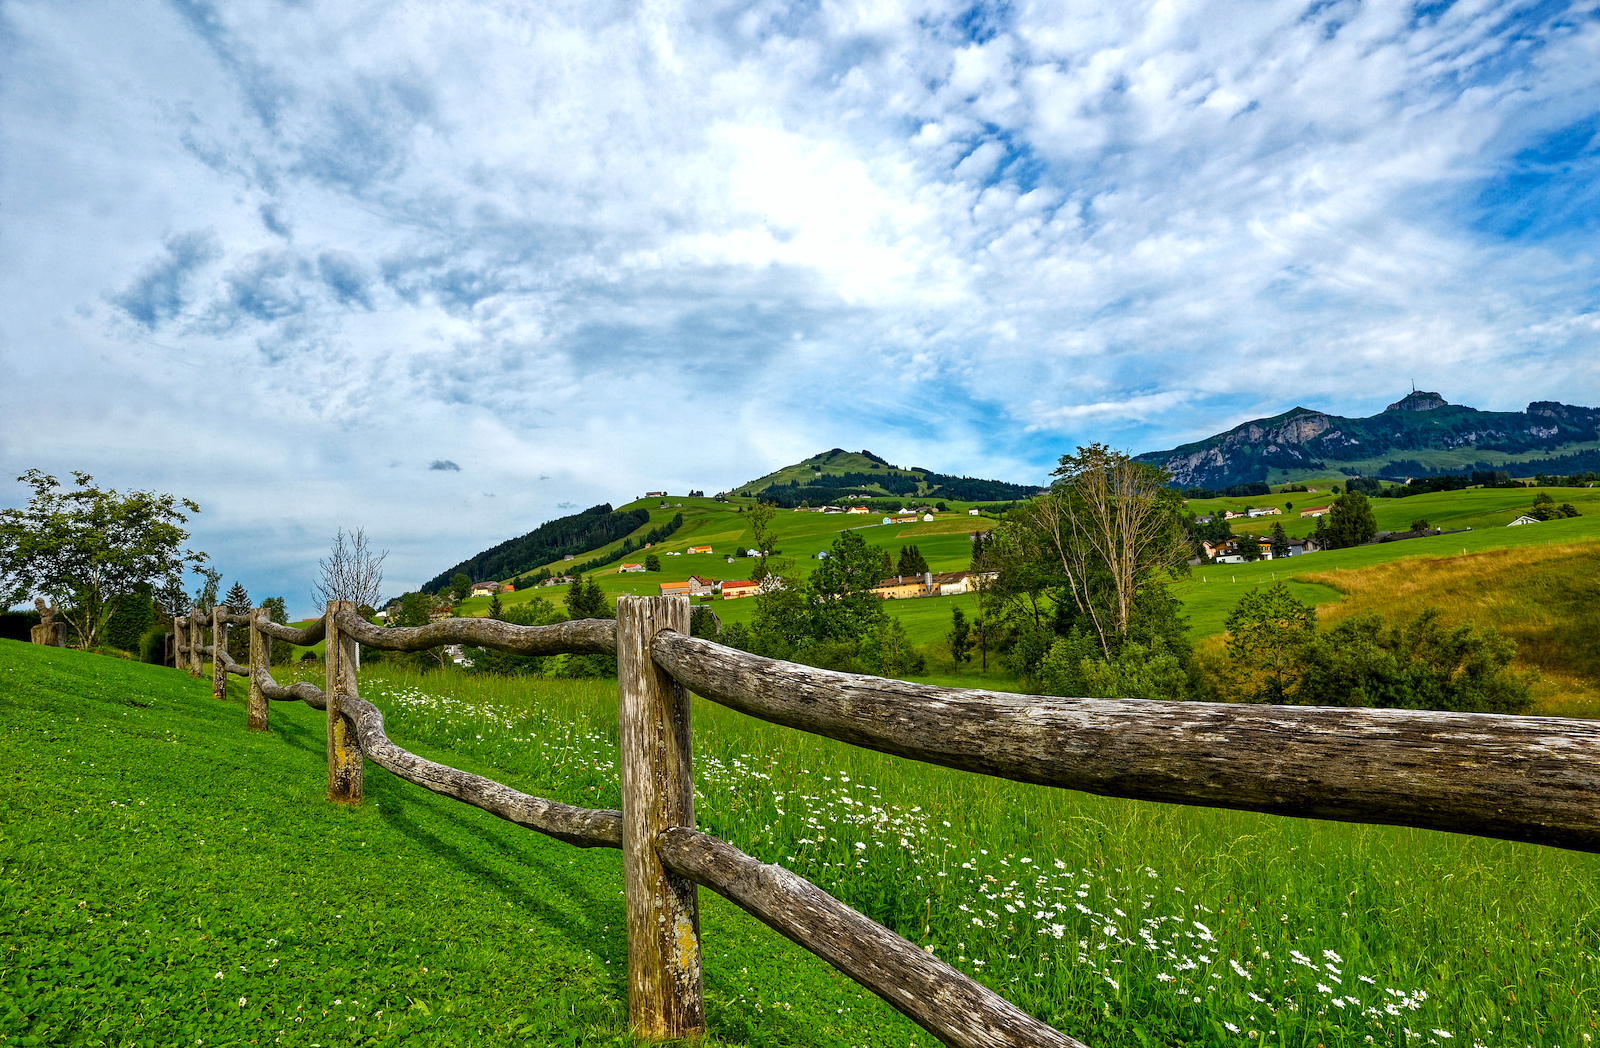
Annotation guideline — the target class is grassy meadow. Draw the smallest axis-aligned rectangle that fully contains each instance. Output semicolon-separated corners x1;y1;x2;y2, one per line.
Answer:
5;640;1599;1047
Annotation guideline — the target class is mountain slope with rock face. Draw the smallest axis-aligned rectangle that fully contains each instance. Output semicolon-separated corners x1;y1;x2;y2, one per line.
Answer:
1135;393;1600;488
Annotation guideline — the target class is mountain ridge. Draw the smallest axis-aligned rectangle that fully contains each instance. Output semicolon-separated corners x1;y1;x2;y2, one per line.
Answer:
1135;393;1600;488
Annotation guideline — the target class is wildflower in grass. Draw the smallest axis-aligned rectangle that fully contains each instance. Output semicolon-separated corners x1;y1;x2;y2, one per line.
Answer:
1323;949;1343;963
1431;1031;1452;1039
238;997;246;1007
1317;983;1332;994
1225;1021;1241;1033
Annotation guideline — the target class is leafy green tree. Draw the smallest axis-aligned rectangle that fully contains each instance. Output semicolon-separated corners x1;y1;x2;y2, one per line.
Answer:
689;605;719;638
449;573;472;603
1323;492;1377;549
645;554;661;572
1294;609;1530;713
746;501;780;580
1236;536;1263;562
1224;583;1317;703
805;529;886;642
0;470;206;650
1410;518;1430;532
948;607;972;666
859;616;925;678
261;596;293;665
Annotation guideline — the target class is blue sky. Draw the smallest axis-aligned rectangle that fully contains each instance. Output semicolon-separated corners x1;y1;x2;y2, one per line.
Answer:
2;0;1597;614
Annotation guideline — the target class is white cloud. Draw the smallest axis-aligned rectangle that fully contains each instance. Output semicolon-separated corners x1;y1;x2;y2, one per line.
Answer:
2;0;1597;610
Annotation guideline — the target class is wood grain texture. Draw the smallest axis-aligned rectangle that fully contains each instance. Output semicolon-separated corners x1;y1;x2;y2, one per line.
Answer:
338;692;623;847
246;610;268;732
211;607;229;700
255;616;328;646
617;596;704;1039
331;609;617;656
250;663;327;706
187;610;204;677
656;828;1086;1048
652;633;1600;853
324;601;363;805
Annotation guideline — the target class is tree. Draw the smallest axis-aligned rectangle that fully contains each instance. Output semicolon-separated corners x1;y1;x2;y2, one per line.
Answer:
1017;445;1189;657
948;608;972;666
805;529;887;642
565;576;612;620
260;596;293;665
449;572;472;604
1410;518;1430;532
192;565;222;614
746;501;780;580
1224;582;1317;703
1323;492;1377;549
896;545;929;577
223;581;252;662
0;470;206;651
314;528;388;611
488;591;504;620
645;553;661;572
1269;522;1290;560
1236;536;1263;562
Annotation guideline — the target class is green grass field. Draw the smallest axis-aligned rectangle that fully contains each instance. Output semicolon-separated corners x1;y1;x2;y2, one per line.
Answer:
5;642;1599;1047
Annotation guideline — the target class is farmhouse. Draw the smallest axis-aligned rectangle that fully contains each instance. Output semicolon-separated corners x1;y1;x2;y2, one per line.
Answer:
468;581;503;597
846;506;871;514
688;576;718;596
1193;514;1215;524
687;545;713;554
1508;514;1541;526
873;575;931;599
721;579;759;600
657;581;692;597
645;491;667;497
618;563;645;573
1246;506;1282;518
1300;505;1331;517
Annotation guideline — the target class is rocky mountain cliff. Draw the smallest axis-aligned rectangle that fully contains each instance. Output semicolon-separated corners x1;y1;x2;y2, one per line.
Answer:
1135;393;1600;488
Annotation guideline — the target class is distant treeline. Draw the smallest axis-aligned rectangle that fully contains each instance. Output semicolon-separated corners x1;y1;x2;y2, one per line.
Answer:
513;514;684;587
1373;447;1600;482
754;471;1042;508
1179;482;1273;499
423;504;650;593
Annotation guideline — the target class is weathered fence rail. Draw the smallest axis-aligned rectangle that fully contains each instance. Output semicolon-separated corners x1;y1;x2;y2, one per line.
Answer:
167;594;1600;1048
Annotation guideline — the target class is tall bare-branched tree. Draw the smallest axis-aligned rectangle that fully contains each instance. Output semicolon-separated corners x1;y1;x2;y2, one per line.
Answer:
1019;444;1189;657
313;528;388;613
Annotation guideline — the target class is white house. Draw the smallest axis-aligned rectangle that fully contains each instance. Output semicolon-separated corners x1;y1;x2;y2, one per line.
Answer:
968;508;980;516
618;563;645;573
1508;514;1541;526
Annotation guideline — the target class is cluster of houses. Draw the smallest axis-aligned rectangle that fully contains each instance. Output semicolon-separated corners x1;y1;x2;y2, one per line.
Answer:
1191;505;1334;524
654;569;997;601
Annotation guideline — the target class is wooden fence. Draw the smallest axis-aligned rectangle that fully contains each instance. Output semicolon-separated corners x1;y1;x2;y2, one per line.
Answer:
171;595;1600;1048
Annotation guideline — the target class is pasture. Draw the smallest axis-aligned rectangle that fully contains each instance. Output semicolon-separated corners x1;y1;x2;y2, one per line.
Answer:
4;640;1598;1047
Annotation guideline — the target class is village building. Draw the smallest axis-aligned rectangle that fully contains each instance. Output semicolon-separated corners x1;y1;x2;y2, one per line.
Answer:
618;563;645;573
721;580;759;600
1246;506;1282;517
1300;505;1332;517
1508;514;1541;526
468;580;502;597
657;581;692;597
687;545;713;555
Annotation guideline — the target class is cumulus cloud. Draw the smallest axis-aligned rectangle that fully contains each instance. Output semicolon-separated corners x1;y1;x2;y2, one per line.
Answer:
3;0;1598;610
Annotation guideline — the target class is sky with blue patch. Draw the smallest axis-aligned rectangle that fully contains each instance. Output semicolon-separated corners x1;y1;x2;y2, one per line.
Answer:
2;0;1597;612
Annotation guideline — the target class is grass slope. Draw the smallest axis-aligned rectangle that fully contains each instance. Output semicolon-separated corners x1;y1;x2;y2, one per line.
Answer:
7;646;1599;1047
0;643;925;1048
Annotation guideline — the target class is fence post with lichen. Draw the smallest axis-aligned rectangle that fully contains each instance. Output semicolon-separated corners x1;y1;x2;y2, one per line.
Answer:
324;600;362;804
616;594;703;1039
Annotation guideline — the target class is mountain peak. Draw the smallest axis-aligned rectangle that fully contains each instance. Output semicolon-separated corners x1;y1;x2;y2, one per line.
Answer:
1385;391;1448;412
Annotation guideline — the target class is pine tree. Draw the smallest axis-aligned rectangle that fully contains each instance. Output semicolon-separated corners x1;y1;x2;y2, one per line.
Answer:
223;581;252;662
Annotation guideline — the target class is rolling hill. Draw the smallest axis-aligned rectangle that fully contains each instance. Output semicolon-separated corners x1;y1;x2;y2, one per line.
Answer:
1135;391;1600;489
730;448;1045;506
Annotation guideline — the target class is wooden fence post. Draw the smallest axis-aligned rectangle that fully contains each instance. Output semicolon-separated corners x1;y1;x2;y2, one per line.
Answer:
211;606;228;700
171;617;184;668
188;610;204;677
616;595;703;1039
324;601;363;804
246;607;269;732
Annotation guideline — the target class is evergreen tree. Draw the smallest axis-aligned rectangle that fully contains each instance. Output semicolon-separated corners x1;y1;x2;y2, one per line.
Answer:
223;581;252;662
896;545;930;576
488;592;504;620
1269;522;1290;560
261;597;292;665
948;607;972;667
